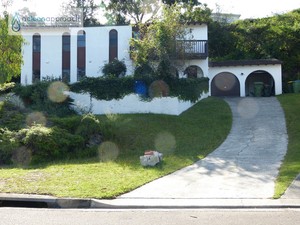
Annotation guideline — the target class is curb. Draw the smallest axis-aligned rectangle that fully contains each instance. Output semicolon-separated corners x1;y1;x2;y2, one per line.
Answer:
1;194;300;209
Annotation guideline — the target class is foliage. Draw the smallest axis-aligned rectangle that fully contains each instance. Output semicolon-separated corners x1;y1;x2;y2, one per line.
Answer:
71;76;208;102
168;77;209;102
103;0;161;24
18;124;85;164
0;128;19;165
63;0;100;26
0;82;15;94
130;4;186;79
0;100;25;131
13;81;76;117
0;97;232;198
0;17;24;84
76;113;102;139
209;9;300;81
71;76;134;100
102;59;127;78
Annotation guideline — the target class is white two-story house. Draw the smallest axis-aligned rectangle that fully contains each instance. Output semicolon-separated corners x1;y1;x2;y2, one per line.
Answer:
20;23;283;98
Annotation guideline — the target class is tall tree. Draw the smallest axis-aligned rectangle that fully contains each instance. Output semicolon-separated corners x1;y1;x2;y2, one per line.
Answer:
130;4;188;78
0;17;24;84
64;0;100;26
103;0;161;25
162;0;200;6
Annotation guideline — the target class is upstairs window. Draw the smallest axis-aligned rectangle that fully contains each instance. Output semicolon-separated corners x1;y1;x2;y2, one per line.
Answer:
109;29;118;62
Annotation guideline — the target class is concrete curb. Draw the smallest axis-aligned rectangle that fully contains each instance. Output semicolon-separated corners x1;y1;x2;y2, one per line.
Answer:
1;194;300;209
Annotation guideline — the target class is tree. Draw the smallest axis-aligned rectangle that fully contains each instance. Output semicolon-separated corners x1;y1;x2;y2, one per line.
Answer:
130;4;187;79
0;17;24;84
208;9;300;81
64;0;100;26
162;0;200;6
103;0;161;25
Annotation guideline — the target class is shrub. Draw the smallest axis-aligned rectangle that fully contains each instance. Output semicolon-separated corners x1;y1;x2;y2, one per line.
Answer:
102;59;127;78
76;113;102;140
0;101;25;131
71;76;209;102
18;125;85;163
13;81;76;117
0;82;16;95
134;63;155;79
0;128;19;165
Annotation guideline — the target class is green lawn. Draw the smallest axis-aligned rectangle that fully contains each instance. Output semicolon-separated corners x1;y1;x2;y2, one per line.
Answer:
0;97;232;199
274;93;300;198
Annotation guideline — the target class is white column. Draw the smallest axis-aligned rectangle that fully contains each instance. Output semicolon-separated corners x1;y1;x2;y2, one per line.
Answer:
70;32;77;83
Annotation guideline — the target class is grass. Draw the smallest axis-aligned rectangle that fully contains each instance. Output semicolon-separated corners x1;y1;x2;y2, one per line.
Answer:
274;93;300;198
0;97;232;199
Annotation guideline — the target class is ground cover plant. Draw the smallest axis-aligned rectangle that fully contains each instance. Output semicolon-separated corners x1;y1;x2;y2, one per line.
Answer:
0;97;232;198
274;93;300;198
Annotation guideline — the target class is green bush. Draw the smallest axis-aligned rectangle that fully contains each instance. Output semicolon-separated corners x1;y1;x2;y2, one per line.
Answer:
0;101;25;131
71;77;134;100
13;81;76;117
134;63;155;79
76;113;102;139
71;76;209;103
18;125;85;164
49;116;82;133
0;128;19;165
102;59;127;78
0;82;16;95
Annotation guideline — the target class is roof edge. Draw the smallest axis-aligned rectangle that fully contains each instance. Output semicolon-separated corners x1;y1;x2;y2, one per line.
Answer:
209;59;282;67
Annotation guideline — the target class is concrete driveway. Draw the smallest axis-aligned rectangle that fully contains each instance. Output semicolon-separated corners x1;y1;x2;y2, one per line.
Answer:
120;97;288;199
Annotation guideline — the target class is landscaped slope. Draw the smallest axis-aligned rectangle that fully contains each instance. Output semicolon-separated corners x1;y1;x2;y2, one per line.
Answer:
0;97;232;199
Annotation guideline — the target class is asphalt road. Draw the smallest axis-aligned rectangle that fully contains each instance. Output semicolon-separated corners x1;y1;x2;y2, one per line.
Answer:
0;208;300;225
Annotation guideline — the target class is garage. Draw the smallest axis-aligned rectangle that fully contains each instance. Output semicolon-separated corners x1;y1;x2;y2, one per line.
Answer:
211;72;240;96
209;59;282;97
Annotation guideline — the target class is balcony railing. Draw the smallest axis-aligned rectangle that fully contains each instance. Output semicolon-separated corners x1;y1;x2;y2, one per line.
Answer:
173;40;208;59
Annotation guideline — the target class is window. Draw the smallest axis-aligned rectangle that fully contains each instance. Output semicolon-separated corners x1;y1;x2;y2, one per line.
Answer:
62;33;71;82
32;34;41;83
184;66;204;78
77;30;86;81
109;29;118;62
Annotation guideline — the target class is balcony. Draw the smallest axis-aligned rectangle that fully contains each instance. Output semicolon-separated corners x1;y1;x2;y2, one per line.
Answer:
173;40;208;60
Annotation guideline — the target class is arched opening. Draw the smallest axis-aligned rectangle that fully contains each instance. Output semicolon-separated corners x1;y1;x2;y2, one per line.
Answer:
184;65;204;78
32;33;41;83
109;29;118;62
62;32;70;83
77;30;86;81
245;71;275;97
211;72;240;96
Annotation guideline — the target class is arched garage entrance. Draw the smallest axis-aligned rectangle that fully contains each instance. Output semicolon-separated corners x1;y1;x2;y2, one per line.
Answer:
245;71;275;97
211;72;240;96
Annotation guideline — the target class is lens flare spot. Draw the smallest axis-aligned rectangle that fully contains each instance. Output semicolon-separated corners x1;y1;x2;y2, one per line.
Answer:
149;80;170;98
154;131;176;155
237;98;259;119
214;73;237;92
98;141;119;162
12;146;32;167
47;81;69;103
26;112;47;126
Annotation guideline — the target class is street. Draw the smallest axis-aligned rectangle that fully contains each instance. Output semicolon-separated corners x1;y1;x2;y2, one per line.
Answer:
0;208;300;225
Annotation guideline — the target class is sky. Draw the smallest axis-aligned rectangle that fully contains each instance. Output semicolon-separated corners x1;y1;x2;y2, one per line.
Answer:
3;0;300;20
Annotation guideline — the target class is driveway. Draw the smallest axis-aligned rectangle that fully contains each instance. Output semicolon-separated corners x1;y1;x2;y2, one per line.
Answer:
120;97;288;199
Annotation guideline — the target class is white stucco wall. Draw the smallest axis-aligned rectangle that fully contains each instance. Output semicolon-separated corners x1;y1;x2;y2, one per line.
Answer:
69;92;209;115
208;64;282;96
20;26;134;84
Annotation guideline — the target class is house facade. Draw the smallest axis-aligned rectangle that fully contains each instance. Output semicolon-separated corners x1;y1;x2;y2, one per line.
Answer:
20;24;283;98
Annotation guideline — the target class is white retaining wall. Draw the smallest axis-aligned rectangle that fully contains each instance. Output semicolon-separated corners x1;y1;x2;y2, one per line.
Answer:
69;92;209;115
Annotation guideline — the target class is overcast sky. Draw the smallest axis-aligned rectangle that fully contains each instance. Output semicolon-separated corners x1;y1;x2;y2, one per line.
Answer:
202;0;300;18
5;0;300;19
